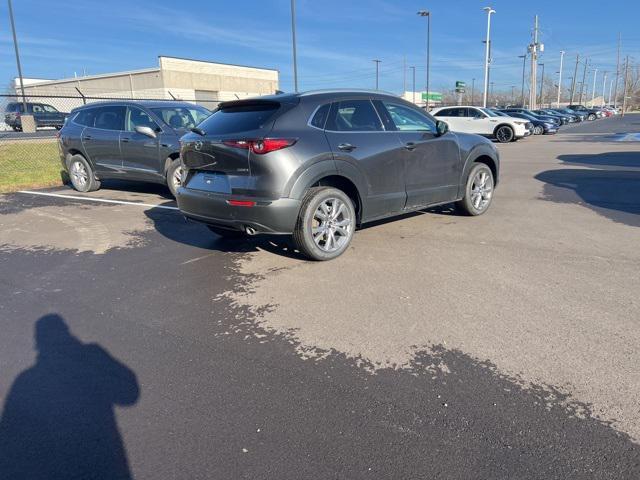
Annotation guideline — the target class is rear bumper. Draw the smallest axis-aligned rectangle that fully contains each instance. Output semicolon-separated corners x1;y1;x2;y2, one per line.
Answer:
176;187;301;234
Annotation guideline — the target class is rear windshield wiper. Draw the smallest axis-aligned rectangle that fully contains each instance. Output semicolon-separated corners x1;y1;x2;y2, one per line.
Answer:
190;127;206;136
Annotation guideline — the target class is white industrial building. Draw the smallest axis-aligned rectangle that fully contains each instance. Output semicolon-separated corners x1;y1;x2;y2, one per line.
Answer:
13;55;280;111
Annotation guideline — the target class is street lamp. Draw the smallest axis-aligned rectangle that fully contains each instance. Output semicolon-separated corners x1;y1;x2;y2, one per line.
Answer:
557;50;565;107
373;59;381;89
290;0;298;92
410;66;416;103
591;67;598;104
7;0;27;114
538;62;545;105
417;10;431;107
518;53;527;106
482;6;496;108
471;78;476;105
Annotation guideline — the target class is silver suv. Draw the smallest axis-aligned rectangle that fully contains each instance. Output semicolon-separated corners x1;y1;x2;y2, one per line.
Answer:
178;90;500;260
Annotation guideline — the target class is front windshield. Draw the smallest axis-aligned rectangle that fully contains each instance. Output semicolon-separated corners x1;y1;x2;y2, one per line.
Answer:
151;106;211;130
480;108;499;117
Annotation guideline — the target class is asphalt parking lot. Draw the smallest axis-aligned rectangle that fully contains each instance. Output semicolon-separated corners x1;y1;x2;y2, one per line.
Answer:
1;114;639;479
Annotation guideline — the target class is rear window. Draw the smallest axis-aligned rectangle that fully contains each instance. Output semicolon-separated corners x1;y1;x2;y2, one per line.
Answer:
73;108;98;127
198;102;279;135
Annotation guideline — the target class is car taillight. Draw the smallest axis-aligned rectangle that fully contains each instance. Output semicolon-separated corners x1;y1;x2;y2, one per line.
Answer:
223;138;296;155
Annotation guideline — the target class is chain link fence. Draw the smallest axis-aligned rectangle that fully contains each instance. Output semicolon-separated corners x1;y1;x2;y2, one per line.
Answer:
0;91;220;192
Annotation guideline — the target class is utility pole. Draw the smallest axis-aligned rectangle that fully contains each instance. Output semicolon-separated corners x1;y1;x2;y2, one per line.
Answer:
621;55;629;116
471;78;476;105
511;85;515;104
518;53;527;106
591;68;598;105
529;15;541;109
403;55;406;95
570;54;579;104
538;63;545;105
373;59;381;90
482;7;496;107
579;58;588;104
608;78;614;105
557;50;565;107
411;66;416;104
8;0;27;113
601;71;607;106
613;32;621;108
290;0;298;92
417;11;431;108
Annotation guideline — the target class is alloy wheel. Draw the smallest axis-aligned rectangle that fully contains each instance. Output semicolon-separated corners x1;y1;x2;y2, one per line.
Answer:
172;165;183;191
70;161;88;190
496;126;513;143
311;197;353;253
470;169;494;212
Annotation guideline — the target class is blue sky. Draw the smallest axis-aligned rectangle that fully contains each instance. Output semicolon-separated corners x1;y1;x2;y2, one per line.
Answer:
1;0;638;95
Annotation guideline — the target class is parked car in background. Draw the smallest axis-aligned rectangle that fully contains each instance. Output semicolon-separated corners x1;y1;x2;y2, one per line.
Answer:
532;109;570;125
488;109;533;135
431;106;528;143
4;102;68;131
567;105;600;121
497;110;557;135
500;107;562;127
556;107;586;122
548;108;579;123
58;100;211;196
177;91;500;260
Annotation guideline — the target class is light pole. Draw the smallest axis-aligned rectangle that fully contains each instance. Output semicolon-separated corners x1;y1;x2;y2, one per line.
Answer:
519;53;527;106
411;66;416;103
290;0;298;92
417;10;431;107
482;6;496;108
557;50;565;107
373;59;381;90
8;0;27;113
601;71;607;106
538;63;545;105
471;78;475;105
511;85;516;105
591;67;598;105
490;82;495;105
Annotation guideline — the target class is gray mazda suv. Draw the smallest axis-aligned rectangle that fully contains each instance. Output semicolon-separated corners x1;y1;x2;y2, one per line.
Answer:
178;90;499;260
58;100;210;196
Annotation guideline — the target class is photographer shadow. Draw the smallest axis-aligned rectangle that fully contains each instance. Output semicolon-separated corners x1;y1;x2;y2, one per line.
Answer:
0;314;139;480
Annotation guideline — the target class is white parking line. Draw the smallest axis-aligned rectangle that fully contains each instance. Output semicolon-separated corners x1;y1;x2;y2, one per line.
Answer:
17;190;180;210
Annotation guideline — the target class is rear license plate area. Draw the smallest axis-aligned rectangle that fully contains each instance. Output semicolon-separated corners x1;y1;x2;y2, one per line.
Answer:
187;172;232;194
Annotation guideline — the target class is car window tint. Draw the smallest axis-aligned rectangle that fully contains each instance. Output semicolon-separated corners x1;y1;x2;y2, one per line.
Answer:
150;106;211;131
42;104;59;113
434;108;451;117
32;104;44;113
197;103;278;134
126;107;159;132
326;100;382;132
94;106;125;130
310;103;330;129
73;108;98;127
382;102;435;132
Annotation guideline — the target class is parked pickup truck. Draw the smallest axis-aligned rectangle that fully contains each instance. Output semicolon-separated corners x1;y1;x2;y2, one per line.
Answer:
4;102;68;131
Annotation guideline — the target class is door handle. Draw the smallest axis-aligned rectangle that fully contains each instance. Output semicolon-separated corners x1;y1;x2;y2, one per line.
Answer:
121;137;130;143
404;142;417;151
82;135;92;141
338;143;356;151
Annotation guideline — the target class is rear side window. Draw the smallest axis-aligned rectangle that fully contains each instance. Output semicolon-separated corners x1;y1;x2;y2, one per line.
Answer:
434;108;452;117
93;106;125;130
198;102;279;134
73;108;98;127
309;104;330;129
326;100;382;132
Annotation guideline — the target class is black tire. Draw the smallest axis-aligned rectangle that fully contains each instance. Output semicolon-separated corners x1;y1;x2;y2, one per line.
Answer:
495;125;514;143
207;225;246;239
293;186;356;261
533;125;544;135
67;154;100;192
54;125;62;130
166;158;182;197
588;113;596;121
456;163;495;216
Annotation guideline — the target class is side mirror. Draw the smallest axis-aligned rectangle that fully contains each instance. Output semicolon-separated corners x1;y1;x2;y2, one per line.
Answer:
135;125;157;138
436;120;449;136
